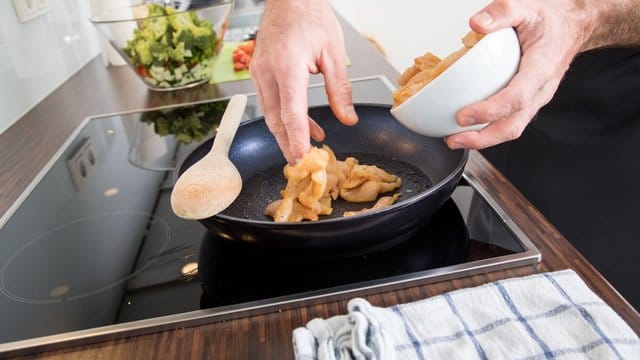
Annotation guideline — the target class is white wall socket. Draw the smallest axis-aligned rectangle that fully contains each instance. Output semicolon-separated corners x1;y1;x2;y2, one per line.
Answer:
13;0;50;23
67;138;97;192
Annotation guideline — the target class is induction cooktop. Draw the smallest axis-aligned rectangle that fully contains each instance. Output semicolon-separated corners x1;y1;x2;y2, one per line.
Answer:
0;75;540;356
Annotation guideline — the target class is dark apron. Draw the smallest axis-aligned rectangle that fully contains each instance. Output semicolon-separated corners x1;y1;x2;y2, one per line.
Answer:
481;47;640;309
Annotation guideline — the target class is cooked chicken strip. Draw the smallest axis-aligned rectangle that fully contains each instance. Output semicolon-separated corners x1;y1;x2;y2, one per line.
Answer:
340;178;402;202
343;194;401;217
265;146;403;222
265;199;319;222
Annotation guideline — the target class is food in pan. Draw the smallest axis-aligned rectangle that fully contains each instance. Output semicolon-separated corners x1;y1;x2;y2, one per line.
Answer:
393;31;484;108
339;164;402;202
264;146;402;222
343;194;401;217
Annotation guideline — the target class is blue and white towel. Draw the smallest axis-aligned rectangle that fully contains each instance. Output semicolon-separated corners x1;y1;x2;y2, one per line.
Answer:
293;270;640;359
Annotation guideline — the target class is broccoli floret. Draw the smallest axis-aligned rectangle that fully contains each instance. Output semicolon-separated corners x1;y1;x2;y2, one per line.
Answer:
139;4;170;40
174;25;216;60
166;6;195;30
189;11;202;26
124;30;142;57
159;31;171;46
147;4;167;17
169;41;186;62
192;25;215;46
174;28;218;62
141;17;169;40
170;9;215;52
173;28;192;47
134;39;153;65
149;41;169;63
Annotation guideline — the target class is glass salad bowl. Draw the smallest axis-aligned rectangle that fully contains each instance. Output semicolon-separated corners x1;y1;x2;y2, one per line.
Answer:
90;0;235;91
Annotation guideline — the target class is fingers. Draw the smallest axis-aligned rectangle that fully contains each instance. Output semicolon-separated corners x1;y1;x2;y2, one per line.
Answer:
308;117;326;143
445;111;529;149
251;39;313;165
446;72;564;149
451;0;587;150
456;7;562;144
276;62;313;162
253;71;295;162
319;34;359;127
470;0;520;33
248;0;352;163
468;0;565;125
456;49;553;128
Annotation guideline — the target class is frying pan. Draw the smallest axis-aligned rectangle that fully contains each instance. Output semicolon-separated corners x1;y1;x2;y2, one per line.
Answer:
176;104;467;259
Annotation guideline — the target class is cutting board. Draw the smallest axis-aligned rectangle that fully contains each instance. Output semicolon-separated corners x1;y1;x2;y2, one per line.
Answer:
210;42;251;84
210;42;352;85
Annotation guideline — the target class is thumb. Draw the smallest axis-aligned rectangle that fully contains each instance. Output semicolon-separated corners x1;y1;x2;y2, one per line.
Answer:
470;1;520;33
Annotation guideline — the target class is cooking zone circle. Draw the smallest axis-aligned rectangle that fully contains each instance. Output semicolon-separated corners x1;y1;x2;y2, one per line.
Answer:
0;211;170;304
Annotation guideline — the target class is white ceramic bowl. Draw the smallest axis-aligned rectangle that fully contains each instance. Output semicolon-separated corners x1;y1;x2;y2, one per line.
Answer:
390;27;521;137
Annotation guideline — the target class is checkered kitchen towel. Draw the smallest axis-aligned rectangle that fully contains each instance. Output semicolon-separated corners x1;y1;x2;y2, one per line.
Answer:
293;270;640;359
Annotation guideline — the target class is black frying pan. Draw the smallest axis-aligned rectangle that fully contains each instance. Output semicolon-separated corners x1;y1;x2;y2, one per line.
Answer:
176;104;467;259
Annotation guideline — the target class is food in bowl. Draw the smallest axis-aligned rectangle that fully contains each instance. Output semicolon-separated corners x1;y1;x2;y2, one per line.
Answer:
90;1;234;91
123;4;218;88
390;27;521;137
264;146;402;222
393;31;484;108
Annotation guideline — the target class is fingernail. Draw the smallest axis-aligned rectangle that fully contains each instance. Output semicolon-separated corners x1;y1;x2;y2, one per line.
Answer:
460;117;475;127
473;11;493;27
345;104;357;121
449;141;464;150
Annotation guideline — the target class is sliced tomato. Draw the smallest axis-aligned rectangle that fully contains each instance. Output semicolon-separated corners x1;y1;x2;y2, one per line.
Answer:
232;40;255;72
136;65;152;78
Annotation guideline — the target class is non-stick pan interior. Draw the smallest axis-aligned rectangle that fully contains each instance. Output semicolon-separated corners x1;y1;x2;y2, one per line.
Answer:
178;104;466;222
225;152;432;220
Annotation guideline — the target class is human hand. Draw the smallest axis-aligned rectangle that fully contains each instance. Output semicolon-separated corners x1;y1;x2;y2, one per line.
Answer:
250;0;359;164
444;0;595;149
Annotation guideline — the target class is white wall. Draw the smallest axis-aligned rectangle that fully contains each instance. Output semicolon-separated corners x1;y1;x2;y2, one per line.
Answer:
0;1;101;135
331;0;491;73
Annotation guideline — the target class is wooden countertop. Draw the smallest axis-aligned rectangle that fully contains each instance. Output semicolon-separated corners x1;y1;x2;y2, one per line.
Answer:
1;11;638;360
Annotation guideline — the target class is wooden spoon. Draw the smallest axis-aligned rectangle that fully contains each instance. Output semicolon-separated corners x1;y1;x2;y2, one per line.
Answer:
170;94;247;220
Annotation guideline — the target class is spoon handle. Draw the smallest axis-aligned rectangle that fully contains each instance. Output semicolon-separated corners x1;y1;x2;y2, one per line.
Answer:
211;94;248;157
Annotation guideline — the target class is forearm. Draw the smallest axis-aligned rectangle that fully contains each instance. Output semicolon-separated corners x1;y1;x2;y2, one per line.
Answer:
581;0;640;51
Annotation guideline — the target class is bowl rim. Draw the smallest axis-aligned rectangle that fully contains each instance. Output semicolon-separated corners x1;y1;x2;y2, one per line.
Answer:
391;27;518;113
89;0;235;24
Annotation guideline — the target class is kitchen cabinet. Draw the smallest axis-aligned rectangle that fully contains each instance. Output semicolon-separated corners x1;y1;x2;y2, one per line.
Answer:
0;7;638;360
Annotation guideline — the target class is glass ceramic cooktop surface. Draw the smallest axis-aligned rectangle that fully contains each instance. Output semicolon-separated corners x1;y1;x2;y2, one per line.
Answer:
0;76;539;355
